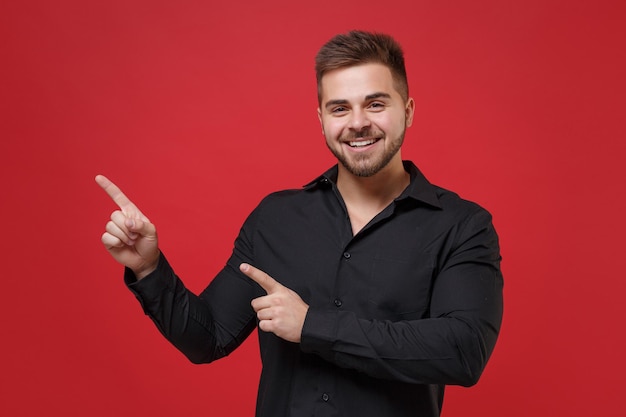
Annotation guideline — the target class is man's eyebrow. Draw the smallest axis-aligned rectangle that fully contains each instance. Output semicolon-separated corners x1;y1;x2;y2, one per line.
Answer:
324;99;349;110
365;92;391;101
324;93;392;110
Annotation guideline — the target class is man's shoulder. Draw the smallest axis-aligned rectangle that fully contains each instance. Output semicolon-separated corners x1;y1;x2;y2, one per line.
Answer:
429;184;494;228
258;186;322;207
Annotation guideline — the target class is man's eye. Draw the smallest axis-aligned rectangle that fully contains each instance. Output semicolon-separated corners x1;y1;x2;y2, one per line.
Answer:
369;102;384;109
332;107;347;113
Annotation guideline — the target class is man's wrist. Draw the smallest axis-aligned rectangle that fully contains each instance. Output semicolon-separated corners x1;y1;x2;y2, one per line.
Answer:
132;252;160;280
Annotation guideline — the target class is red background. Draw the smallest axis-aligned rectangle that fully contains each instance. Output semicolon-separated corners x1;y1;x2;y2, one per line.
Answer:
1;0;625;415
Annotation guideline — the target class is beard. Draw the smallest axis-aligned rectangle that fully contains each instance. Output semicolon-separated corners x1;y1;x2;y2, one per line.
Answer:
327;128;405;177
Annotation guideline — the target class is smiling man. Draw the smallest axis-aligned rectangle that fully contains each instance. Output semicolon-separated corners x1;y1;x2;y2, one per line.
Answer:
97;30;503;417
319;64;412;179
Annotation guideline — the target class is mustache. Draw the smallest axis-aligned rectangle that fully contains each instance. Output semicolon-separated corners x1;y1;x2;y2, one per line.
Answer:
340;129;385;141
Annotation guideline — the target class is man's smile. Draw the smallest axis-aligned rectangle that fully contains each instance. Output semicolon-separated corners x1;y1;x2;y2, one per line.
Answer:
348;138;380;148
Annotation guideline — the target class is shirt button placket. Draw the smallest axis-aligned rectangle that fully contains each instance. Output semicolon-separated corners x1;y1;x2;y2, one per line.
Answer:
336;251;351;309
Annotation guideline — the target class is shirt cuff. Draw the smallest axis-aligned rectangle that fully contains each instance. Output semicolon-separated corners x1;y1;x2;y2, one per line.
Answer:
300;307;339;355
124;253;173;314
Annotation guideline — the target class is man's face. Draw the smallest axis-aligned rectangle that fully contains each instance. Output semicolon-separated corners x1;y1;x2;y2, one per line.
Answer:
317;63;414;177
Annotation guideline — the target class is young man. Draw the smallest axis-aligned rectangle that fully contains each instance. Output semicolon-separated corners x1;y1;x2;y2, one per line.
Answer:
97;31;503;417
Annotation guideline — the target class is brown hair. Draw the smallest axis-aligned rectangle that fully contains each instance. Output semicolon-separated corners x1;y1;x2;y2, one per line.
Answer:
315;30;409;103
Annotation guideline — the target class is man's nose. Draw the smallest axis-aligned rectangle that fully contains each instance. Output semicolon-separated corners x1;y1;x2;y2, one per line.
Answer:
348;108;371;131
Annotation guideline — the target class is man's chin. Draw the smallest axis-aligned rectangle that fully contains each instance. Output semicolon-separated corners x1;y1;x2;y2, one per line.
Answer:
341;159;385;177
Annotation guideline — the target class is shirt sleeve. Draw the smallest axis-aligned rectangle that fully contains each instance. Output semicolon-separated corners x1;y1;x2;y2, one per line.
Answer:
124;209;261;364
299;207;504;387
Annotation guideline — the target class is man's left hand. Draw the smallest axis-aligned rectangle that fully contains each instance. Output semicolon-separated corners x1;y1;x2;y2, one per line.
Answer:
241;263;309;343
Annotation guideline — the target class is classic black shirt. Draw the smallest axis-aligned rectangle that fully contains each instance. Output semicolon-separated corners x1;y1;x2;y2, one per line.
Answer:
126;161;503;417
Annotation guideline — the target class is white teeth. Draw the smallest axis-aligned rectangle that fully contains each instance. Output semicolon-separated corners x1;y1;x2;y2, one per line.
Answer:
349;139;376;147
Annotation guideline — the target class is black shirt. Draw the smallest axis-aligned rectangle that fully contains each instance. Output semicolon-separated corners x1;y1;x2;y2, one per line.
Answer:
126;161;503;417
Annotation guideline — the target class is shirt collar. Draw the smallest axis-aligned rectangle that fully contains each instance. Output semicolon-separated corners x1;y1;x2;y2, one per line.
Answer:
303;160;442;209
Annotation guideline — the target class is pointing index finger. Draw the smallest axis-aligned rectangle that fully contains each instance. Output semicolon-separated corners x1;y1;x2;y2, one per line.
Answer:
95;175;146;219
240;263;280;294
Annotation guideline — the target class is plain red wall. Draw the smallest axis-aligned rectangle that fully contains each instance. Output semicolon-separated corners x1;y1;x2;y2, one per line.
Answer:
1;0;625;416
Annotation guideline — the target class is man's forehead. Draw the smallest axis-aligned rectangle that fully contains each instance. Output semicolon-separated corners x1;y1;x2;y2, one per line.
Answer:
320;74;400;107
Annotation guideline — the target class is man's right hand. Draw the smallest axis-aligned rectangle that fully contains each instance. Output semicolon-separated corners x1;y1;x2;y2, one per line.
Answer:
96;175;160;279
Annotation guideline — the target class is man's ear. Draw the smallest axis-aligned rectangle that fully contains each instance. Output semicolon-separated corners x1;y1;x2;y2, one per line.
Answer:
317;108;325;136
405;98;415;127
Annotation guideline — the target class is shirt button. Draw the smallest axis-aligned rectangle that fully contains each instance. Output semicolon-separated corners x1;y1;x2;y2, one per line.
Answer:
322;393;329;402
334;299;342;307
343;252;351;259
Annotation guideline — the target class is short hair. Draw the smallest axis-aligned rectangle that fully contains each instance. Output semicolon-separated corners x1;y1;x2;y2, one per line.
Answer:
315;30;409;103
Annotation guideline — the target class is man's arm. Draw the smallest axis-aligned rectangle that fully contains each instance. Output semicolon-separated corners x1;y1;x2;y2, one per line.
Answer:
124;254;259;364
299;208;503;386
96;175;259;363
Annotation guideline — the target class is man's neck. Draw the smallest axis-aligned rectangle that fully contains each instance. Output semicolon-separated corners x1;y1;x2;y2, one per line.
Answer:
336;158;410;234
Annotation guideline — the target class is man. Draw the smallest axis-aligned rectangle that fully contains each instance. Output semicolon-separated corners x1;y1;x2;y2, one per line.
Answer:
97;31;503;417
